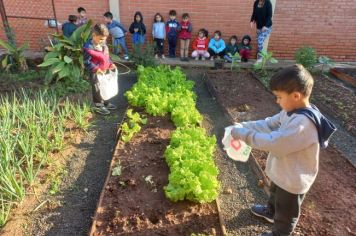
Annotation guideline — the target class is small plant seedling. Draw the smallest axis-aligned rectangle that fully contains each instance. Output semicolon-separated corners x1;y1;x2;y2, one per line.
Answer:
121;109;147;142
144;175;154;185
318;56;335;74
228;52;241;71
112;164;122;176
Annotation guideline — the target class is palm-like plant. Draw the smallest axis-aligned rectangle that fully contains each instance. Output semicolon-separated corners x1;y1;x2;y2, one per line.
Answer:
0;39;28;72
38;20;93;83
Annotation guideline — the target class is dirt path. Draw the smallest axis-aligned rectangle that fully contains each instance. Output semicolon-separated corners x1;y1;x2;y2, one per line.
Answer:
28;73;136;236
187;69;271;235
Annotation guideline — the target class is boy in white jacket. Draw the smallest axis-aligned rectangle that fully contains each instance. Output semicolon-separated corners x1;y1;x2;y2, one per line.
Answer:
231;64;336;236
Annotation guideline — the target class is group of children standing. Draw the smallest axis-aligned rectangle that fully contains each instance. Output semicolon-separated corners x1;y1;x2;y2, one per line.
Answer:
101;10;253;62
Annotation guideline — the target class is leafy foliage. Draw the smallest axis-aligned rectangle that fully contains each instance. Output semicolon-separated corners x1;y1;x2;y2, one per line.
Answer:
125;65;202;127
228;52;241;71
0;39;28;72
121;109;147;142
129;43;156;67
38;20;93;83
124;66;219;203
164;127;219;203
294;46;317;70
253;49;278;73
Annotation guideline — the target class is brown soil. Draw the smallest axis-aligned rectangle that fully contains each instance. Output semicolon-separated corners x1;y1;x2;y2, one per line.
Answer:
0;128;86;236
91;113;222;236
312;74;356;135
206;70;356;236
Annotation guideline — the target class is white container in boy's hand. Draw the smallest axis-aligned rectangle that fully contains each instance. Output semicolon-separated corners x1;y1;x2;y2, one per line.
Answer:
222;124;252;162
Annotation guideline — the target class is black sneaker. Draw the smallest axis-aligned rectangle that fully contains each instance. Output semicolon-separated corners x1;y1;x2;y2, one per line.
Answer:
251;204;274;223
184;57;189;62
180;57;185;61
92;106;110;115
105;103;117;110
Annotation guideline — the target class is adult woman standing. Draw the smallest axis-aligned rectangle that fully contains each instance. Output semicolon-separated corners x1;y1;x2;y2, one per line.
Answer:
250;0;273;62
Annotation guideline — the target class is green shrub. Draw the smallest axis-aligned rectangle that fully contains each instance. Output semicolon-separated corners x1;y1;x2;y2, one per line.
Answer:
129;43;156;67
294;46;317;70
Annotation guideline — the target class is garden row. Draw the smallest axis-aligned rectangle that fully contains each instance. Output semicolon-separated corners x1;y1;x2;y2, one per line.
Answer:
0;90;91;227
90;66;222;235
125;65;219;202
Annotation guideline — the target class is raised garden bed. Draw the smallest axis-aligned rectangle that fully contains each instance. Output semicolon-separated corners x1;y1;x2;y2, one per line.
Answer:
89;112;222;235
330;67;356;87
312;74;356;135
205;70;356;236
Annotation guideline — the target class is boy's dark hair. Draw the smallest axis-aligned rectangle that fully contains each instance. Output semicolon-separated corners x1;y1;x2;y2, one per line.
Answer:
154;13;164;22
77;7;86;13
214;30;222;37
198;28;208;37
182;13;189;19
68;15;77;23
92;24;109;37
230;35;238;42
169;10;177;16
269;64;314;97
103;11;113;19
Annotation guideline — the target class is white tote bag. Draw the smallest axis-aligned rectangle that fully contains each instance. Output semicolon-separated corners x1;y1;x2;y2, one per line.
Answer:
97;69;118;101
222;125;252;162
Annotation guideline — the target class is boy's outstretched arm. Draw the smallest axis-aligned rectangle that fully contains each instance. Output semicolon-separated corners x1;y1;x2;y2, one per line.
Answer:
238;112;281;133
232;115;318;157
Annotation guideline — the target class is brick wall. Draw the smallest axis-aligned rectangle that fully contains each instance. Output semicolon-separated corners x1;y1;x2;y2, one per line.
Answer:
1;0;355;61
0;0;109;50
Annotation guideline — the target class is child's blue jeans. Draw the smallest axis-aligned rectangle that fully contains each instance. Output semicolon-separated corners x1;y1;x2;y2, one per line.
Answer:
113;37;128;55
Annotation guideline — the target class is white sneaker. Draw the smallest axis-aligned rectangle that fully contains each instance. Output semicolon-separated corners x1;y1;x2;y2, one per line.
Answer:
195;57;199;61
256;58;263;63
155;54;159;59
124;55;129;60
161;55;165;59
202;57;206;61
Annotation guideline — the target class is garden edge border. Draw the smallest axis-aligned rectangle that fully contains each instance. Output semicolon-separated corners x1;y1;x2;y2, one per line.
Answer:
330;68;356;88
87;106;227;236
88;106;129;236
203;71;271;196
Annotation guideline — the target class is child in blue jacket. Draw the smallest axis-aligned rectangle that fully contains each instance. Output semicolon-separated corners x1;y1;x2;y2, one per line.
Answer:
104;11;129;60
166;10;179;58
208;31;226;60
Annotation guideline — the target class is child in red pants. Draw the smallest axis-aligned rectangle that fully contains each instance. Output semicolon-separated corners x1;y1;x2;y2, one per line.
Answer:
239;35;252;62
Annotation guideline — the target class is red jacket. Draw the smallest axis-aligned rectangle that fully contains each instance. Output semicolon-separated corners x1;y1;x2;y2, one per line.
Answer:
192;36;209;51
83;40;113;73
178;21;192;39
